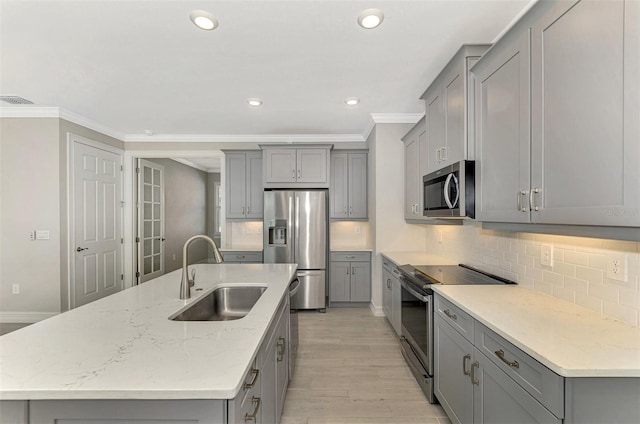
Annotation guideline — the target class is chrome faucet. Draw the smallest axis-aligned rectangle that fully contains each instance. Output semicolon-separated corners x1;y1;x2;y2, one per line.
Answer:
180;235;224;300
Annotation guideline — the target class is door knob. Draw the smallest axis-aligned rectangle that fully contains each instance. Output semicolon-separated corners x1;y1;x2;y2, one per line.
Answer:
76;247;88;252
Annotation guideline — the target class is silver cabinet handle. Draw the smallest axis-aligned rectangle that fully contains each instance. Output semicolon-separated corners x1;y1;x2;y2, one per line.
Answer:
529;187;540;211
244;368;259;390
244;396;261;422
387;279;391;289
463;353;471;376
495;349;519;368
277;337;286;362
436;148;441;162
76;247;88;252
349;206;352;215
292;169;295;179
352;266;355;275
517;189;528;212
298;169;301;178
443;309;457;320
440;146;447;162
471;361;479;385
344;206;347;215
247;206;250;214
241;206;245;215
345;255;355;259
415;204;419;214
346;267;349;275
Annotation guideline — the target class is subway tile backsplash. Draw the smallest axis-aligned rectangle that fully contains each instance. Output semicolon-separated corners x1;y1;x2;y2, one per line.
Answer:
423;222;640;327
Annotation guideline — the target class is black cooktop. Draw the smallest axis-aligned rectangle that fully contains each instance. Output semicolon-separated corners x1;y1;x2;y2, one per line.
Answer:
398;264;516;288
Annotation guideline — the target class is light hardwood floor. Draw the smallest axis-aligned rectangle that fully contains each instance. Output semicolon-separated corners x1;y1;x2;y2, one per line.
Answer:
282;307;451;424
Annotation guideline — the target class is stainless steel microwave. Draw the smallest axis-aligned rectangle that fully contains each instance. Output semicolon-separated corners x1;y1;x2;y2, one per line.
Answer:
423;160;475;219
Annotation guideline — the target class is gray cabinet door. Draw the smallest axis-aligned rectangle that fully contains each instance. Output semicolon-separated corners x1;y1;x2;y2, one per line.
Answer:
382;268;393;320
425;88;445;173
434;315;474;424
347;153;368;219
275;309;289;420
390;274;401;336
330;153;349;218
226;153;248;219
473;347;561;424
297;148;328;183
404;135;420;219
245;151;263;219
265;149;297;183
261;334;277;424
442;67;465;168
329;261;351;302
350;262;371;302
530;0;640;227
474;29;531;224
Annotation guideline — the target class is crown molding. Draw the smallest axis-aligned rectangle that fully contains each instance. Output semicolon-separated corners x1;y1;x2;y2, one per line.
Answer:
370;113;424;124
123;133;365;143
0;106;126;140
171;157;220;173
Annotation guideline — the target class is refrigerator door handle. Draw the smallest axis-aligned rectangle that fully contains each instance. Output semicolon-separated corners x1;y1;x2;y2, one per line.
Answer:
295;195;300;264
288;195;294;261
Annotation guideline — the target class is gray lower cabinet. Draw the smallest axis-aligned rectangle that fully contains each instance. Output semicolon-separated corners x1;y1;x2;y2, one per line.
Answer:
474;0;640;227
381;256;401;335
19;297;290;424
221;250;263;264
224;151;263;219
434;293;640;424
329;151;368;220
329;252;371;303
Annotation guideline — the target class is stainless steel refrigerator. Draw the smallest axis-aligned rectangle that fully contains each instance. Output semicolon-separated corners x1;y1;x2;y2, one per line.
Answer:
263;190;328;310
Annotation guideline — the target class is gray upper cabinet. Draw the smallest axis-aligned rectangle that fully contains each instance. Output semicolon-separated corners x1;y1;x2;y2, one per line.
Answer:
330;151;368;220
403;119;425;221
421;45;490;174
473;29;531;224
262;145;332;188
474;0;639;228
529;0;639;227
225;151;263;220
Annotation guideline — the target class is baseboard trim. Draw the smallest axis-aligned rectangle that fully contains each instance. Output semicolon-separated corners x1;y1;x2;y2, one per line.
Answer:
0;312;58;324
369;303;385;317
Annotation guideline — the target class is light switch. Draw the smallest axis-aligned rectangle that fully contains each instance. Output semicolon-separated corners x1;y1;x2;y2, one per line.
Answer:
35;230;50;240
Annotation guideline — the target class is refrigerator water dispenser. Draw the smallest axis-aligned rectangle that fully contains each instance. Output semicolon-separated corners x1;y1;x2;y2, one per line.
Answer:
267;219;288;245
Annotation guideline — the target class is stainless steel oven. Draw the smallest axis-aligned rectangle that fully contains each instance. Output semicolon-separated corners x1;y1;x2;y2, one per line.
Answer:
397;264;515;404
399;277;434;403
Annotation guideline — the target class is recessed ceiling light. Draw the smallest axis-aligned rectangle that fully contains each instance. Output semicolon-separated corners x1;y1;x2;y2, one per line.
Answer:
248;98;263;107
189;10;218;31
344;97;360;106
358;9;384;29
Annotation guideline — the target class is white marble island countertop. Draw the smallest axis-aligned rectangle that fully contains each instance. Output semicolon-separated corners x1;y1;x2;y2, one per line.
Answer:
0;263;297;400
432;285;640;378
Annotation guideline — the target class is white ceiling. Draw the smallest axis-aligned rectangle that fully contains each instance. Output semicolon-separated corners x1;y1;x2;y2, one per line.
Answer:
0;0;533;141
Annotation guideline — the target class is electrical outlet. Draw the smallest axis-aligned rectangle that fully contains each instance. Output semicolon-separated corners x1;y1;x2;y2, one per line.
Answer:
355;225;361;234
541;244;554;267
607;253;628;282
12;284;20;295
172;254;176;261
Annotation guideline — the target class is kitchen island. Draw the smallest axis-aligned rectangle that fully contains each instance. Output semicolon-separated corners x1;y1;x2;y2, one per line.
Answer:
0;263;297;423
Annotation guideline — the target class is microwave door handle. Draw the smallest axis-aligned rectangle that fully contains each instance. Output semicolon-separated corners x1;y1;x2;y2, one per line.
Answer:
444;174;454;209
451;174;460;208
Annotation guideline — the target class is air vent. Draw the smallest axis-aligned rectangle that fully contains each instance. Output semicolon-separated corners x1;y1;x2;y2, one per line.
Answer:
0;96;34;105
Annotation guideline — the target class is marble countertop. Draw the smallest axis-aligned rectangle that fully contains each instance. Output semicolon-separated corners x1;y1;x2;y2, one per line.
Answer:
380;251;457;267
0;263;297;400
432;285;640;378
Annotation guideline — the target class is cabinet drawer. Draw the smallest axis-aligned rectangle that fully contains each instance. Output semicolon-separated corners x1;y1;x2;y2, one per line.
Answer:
222;251;263;263
434;295;474;343
475;322;564;418
330;252;371;262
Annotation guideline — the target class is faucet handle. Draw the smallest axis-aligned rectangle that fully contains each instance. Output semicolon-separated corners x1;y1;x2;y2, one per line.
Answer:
189;269;196;287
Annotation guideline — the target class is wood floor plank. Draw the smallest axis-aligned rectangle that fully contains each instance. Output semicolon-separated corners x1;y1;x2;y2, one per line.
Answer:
283;307;448;423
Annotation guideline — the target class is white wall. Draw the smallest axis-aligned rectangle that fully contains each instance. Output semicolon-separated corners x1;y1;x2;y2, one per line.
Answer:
1;118;61;320
369;123;427;315
422;222;640;327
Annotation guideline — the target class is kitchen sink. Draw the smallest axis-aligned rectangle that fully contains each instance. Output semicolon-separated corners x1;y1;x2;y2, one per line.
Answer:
170;286;267;321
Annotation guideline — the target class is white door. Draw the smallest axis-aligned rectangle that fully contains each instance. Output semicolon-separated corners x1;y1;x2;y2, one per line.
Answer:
136;159;165;283
72;139;123;307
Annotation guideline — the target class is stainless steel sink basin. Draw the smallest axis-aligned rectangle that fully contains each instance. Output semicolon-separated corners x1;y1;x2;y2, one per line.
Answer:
170;286;267;321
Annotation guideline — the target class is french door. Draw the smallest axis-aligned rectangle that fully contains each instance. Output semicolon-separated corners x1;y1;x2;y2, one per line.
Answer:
136;159;165;283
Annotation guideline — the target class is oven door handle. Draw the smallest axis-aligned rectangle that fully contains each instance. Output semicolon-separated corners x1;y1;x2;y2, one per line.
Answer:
400;280;430;303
